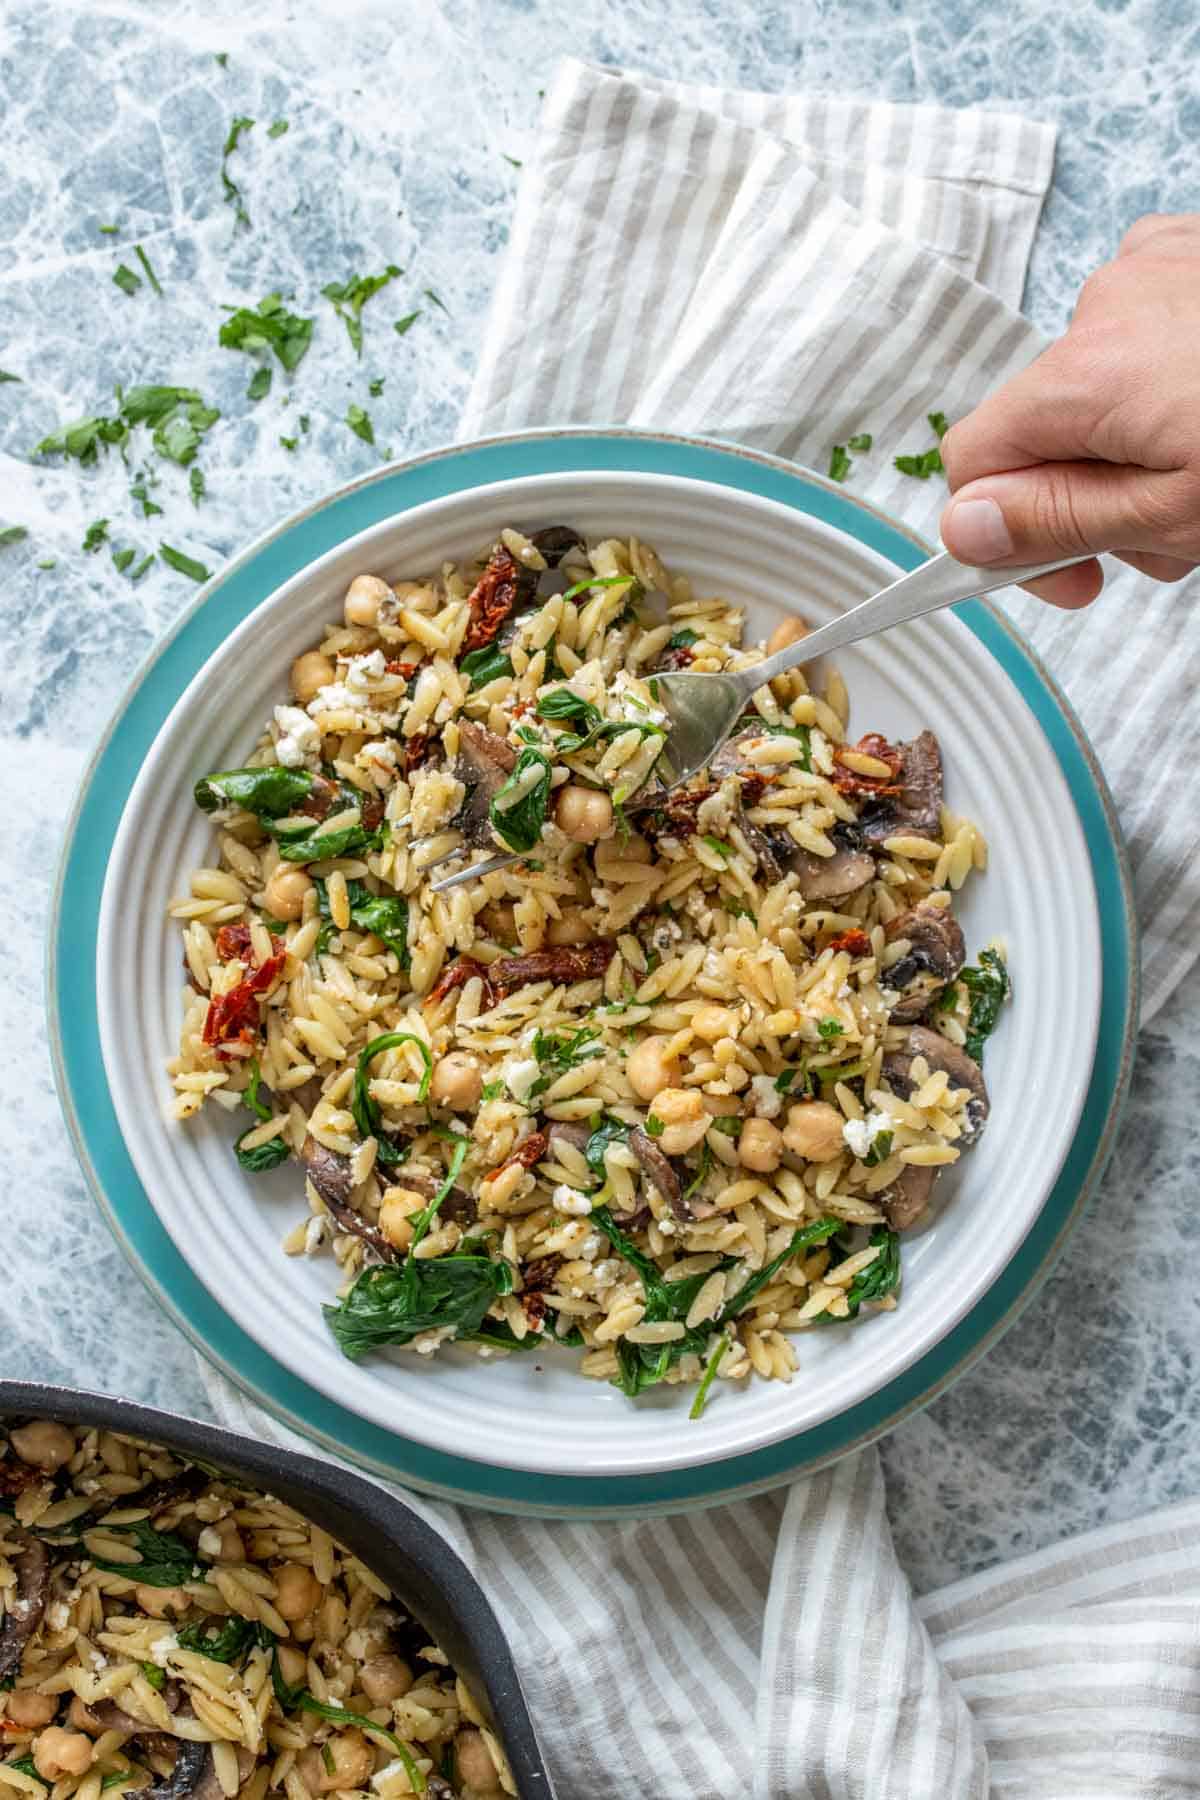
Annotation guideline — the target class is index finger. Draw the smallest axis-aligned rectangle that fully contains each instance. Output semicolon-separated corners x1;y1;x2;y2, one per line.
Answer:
941;340;1100;492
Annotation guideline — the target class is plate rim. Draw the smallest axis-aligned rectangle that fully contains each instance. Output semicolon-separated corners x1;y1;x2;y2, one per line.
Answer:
47;425;1140;1517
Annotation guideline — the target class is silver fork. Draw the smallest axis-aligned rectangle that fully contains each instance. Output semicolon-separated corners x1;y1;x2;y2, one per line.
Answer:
427;549;1092;893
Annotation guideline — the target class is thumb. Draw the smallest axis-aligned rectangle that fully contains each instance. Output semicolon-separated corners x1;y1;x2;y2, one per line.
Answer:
940;461;1191;608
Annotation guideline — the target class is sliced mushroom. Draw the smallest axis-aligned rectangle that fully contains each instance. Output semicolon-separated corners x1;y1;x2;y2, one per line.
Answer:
453;720;518;849
145;1741;221;1800
708;728;761;783
884;899;965;1021
628;1128;715;1222
299;1138;398;1262
0;1529;49;1682
884;1163;936;1231
545;1121;592;1157
398;1169;477;1228
857;730;943;846
530;525;586;568
739;820;794;884
792;845;876;902
884;1026;989;1145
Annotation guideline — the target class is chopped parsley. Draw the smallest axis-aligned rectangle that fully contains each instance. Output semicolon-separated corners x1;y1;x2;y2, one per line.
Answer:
322;266;403;355
393;311;420;336
135;245;163;296
816;1018;844;1041
894;446;944;479
960;947;1010;1061
159;543;212;582
423;287;449;313
0;370;21;384
267;119;289;138
279;434;298;451
111;546;135;574
368;377;384;397
130;553;156;581
644;1114;665;1139
38;386;220;471
214;51;229;67
527;1025;603;1101
219;293;315;373
131;478;163;518
345;404;374;445
480;1079;505;1102
502;153;523;168
0;525;28;548
700;835;732;860
848;431;873;452
221;114;255;227
113;263;141;296
246;365;272;402
82;518;110;553
36;557;56;569
828;444;851;483
928;410;949;438
97;224;119;235
190;467;206;504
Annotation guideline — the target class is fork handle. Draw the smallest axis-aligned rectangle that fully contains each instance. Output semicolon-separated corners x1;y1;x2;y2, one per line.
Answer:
751;549;1096;685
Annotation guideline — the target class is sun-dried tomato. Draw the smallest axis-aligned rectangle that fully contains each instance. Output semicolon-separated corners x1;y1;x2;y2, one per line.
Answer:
426;955;491;1009
402;730;437;777
203;950;286;1058
427;941;616;1012
385;659;420;679
462;546;527;653
833;732;905;797
826;928;872;958
656;644;695;671
485;1130;549;1189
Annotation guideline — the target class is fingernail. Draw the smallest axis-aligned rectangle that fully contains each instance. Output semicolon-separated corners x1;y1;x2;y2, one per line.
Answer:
943;497;1013;564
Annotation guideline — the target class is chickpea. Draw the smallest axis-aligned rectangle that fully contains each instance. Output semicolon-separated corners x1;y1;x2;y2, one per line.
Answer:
313;1731;374;1793
429;1052;482;1112
273;1562;322;1622
647;1087;709;1157
359;1654;413;1704
766;613;809;656
33;1728;92;1781
290;649;336;706
738;1118;783;1173
135;1584;188;1617
275;1644;309;1691
691;1005;736;1043
479;902;516;943
205;1518;245;1562
555;785;613;843
10;1420;75;1471
546;907;590;947
263;865;313;923
4;1691;57;1729
453;1729;502;1795
627;1035;681;1103
296;1748;325;1795
343;573;392;629
378;1190;424;1251
781;1100;845;1163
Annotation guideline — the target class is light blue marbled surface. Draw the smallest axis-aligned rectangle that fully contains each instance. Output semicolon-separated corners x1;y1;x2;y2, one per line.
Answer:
1;0;1197;1593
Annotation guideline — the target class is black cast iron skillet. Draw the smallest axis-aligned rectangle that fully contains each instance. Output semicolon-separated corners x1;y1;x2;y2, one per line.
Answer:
0;1382;555;1800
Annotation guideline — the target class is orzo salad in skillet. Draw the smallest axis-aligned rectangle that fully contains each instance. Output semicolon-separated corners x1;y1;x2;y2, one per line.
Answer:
167;525;1009;1411
0;1420;510;1799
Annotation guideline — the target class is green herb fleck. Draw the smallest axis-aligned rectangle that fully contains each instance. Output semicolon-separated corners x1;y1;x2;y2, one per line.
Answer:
828;444;851;483
480;1080;505;1102
345;403;374;445
894;446;944;480
111;546;135;574
393;312;420;336
368;377;384;397
83;518;110;553
220;292;314;373
92;1520;200;1587
701;835;732;860
113;263;142;297
0;526;28;548
131;478;163;518
214;51;229;67
141;1662;166;1691
159;543;212;582
816;1018;844;1041
190;466;206;504
848;431;873;452
689;1332;730;1420
322;266;403;355
36;557;56;569
134;245;163;296
423;288;449;313
130;553;155;581
221;114;255;228
960;946;1010;1062
459;642;514;689
644;1114;665;1139
247;364;272;402
279;434;298;451
928;411;950;438
267;119;289;138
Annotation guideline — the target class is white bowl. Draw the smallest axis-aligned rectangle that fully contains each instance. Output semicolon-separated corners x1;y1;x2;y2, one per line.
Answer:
97;469;1100;1479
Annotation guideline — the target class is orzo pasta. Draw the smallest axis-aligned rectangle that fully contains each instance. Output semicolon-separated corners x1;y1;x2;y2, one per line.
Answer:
167;525;1008;1409
0;1421;509;1800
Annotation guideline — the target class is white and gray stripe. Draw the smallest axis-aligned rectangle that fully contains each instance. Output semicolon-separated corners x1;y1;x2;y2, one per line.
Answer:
205;63;1200;1798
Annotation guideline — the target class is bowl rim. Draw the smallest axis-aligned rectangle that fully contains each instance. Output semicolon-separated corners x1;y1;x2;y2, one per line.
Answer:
0;1378;555;1795
47;426;1140;1516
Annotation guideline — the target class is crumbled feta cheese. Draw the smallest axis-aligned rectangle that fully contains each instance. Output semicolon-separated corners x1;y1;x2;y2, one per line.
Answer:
273;704;320;768
46;1600;70;1630
505;1058;541;1105
197;1525;223;1557
303;1216;327;1257
359;738;399;772
842;1111;893;1161
346;649;387;689
750;1074;783;1119
552;1183;593;1217
148;1633;178;1668
306;682;358;717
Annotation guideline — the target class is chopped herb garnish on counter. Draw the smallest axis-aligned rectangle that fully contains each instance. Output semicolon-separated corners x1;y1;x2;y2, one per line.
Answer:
129;553;155;581
247;365;272;401
134;245;163;296
928;410;949;438
322;266;403;355
368;377;384;397
345;403;374;445
221;114;255;227
111;546;135;574
220;293;314;372
828;444;851;482
502;153;522;168
160;543;212;582
848;431;873;452
82;518;110;553
0;526;28;548
0;370;21;384
113;263;141;296
279;434;298;451
36;557;56;569
393;311;420;336
131;479;163;518
267;119;289;138
423;287;449;313
189;467;206;504
894;445;944;479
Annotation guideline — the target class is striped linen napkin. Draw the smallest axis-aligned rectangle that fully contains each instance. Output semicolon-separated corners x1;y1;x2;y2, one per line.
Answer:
204;61;1200;1797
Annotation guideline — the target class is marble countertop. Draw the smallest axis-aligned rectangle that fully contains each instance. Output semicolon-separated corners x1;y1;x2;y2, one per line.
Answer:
3;0;1196;1596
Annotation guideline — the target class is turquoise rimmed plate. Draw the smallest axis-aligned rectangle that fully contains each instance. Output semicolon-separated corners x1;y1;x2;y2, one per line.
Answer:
49;429;1137;1515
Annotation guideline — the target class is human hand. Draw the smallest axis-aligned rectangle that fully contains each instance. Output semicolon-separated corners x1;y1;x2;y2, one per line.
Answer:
939;213;1200;607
